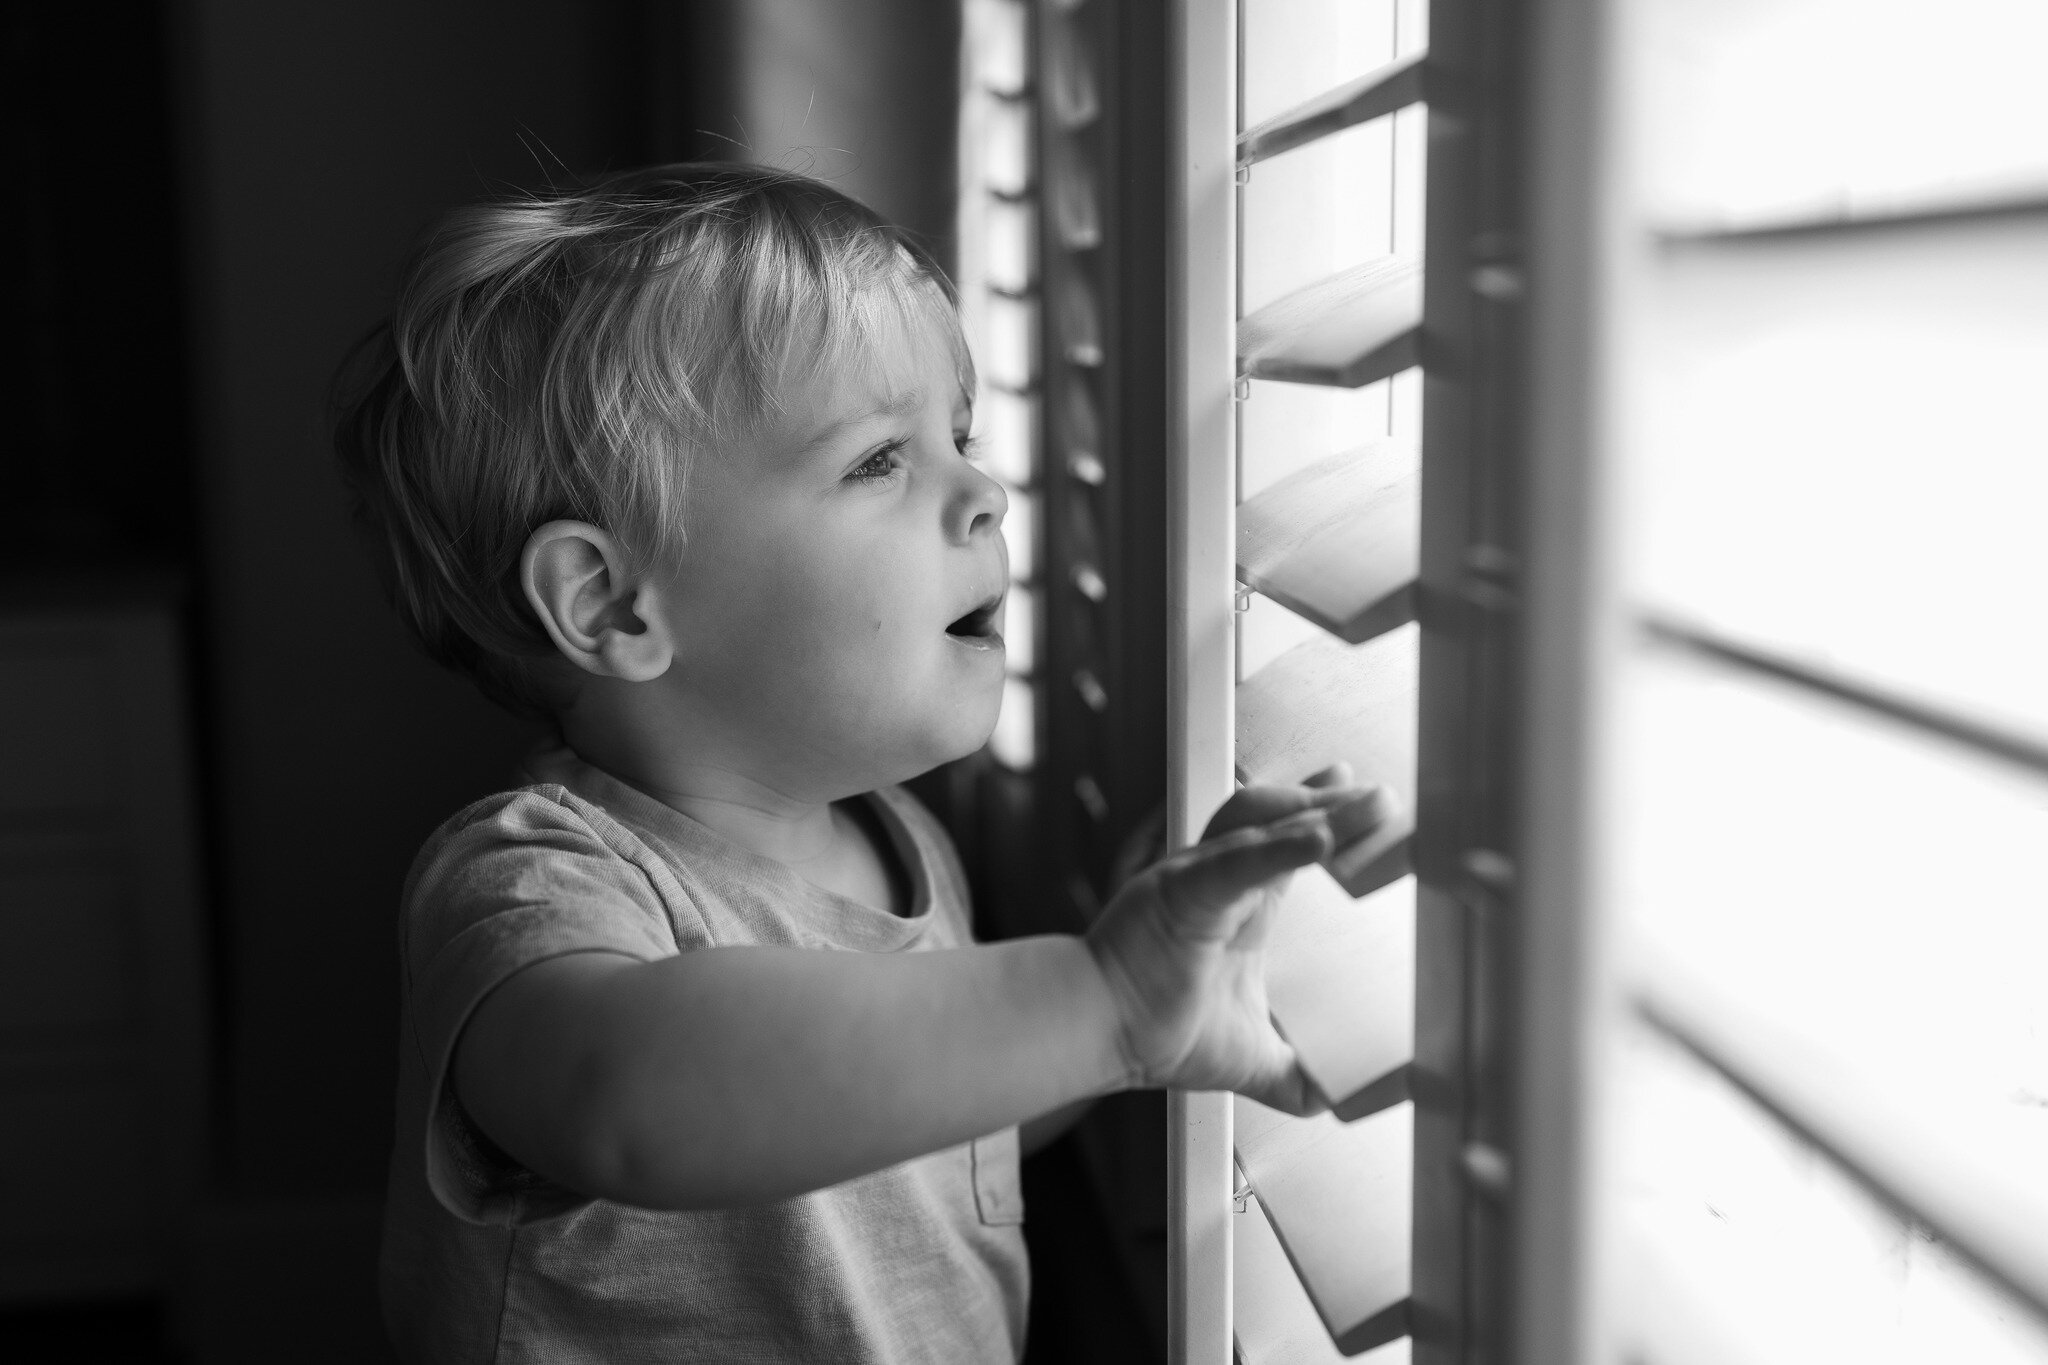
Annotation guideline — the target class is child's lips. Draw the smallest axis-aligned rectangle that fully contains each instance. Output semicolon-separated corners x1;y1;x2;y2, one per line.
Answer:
944;591;1006;648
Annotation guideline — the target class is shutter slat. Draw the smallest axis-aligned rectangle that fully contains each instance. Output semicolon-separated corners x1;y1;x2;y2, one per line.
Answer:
1237;624;1417;898
1234;1186;1350;1365
1635;960;2048;1328
1238;439;1419;645
1624;214;2048;747
1236;1097;1413;1355
1634;1;2048;238
1239;256;1422;389
1237;49;1429;168
1656;191;2048;243
1266;869;1414;1119
1049;138;1103;250
1236;1185;1411;1365
1057;272;1104;367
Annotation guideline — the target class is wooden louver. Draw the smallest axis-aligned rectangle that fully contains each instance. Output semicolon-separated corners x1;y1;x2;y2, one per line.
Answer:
1216;18;1440;1365
1264;868;1415;1121
1238;255;1423;390
1237;48;1430;168
1236;1096;1415;1355
1237;438;1419;646
1236;624;1417;900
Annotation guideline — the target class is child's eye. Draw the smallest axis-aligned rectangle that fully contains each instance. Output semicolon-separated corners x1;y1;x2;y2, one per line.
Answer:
956;432;985;460
847;441;906;483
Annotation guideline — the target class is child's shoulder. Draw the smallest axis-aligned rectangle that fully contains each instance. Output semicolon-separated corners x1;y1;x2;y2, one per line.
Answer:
409;782;632;889
396;779;684;983
408;743;675;889
405;769;672;909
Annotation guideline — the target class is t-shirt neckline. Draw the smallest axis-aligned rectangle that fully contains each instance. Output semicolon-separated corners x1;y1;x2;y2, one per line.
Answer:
518;744;936;930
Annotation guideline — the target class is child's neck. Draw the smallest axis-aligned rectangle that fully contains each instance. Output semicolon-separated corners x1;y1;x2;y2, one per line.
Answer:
642;774;910;917
558;700;908;914
598;748;843;866
661;780;839;865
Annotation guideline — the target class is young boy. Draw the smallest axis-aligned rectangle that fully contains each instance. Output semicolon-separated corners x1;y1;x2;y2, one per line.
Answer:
335;162;1388;1362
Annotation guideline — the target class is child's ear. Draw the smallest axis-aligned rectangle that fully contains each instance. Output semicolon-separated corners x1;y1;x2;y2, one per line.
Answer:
520;521;674;682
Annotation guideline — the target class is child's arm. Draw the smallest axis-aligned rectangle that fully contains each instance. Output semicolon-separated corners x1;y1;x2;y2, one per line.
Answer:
452;780;1386;1212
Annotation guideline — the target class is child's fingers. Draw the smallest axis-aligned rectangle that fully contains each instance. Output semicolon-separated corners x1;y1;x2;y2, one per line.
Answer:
1302;762;1354;790
1239;1051;1332;1118
1323;784;1395;851
1203;787;1319;838
1204;777;1371;840
1323;785;1407;885
1158;812;1332;933
1194;785;1394;913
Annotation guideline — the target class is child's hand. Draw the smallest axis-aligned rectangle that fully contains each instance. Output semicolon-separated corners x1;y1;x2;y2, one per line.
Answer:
1084;765;1394;1115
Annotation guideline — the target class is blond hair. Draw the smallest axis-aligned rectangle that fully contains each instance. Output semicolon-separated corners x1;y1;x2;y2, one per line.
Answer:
333;163;971;715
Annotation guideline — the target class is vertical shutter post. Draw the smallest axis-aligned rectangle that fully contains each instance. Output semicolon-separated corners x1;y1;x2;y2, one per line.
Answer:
1165;0;1238;1361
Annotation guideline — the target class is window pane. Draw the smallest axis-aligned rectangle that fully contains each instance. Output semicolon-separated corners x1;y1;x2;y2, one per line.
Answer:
1003;488;1037;583
982;98;1033;197
976;388;1037;486
1624;216;2048;741
981;293;1039;392
1003;585;1038;676
1242;0;1396;130
1390;104;1426;256
1612;651;2048;1165
1239;592;1321;683
989;676;1036;770
969;0;1030;98
1241;122;1396;318
984;195;1037;295
1240;378;1391;501
1386;366;1421;447
1633;0;2048;230
1611;1023;2048;1365
1392;0;1427;58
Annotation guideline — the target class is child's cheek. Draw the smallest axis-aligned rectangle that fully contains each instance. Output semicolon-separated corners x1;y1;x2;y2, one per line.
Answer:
792;541;901;653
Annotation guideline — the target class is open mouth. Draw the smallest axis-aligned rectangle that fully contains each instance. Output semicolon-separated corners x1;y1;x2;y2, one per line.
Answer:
945;592;1004;643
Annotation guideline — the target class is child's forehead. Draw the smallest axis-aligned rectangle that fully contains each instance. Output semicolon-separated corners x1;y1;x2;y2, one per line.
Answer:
775;310;971;436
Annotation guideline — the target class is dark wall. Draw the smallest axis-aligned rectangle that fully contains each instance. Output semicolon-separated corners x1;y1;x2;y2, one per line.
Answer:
714;0;960;259
3;4;197;566
172;0;649;1197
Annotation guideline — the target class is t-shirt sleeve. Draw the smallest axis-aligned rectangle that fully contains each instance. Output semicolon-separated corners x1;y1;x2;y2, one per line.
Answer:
400;787;681;1226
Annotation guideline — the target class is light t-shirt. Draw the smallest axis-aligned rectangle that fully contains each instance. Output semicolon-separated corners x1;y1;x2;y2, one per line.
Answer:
378;746;1029;1363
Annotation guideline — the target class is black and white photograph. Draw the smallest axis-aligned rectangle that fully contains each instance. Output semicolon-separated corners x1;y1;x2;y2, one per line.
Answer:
2;2;2043;1362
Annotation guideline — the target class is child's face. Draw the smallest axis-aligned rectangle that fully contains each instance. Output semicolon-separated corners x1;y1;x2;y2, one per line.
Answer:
651;309;1010;799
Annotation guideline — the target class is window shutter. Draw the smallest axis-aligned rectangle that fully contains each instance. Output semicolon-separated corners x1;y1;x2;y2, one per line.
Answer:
1516;1;2048;1361
1166;0;1518;1361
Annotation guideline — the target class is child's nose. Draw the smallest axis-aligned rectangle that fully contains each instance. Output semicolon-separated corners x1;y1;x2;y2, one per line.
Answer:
949;458;1009;544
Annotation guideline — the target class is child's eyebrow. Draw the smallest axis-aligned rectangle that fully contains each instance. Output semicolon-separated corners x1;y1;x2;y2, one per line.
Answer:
796;390;923;458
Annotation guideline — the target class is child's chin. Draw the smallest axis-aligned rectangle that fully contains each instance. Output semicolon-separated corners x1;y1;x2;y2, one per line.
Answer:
930;707;1005;768
947;717;1005;766
883;735;995;790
